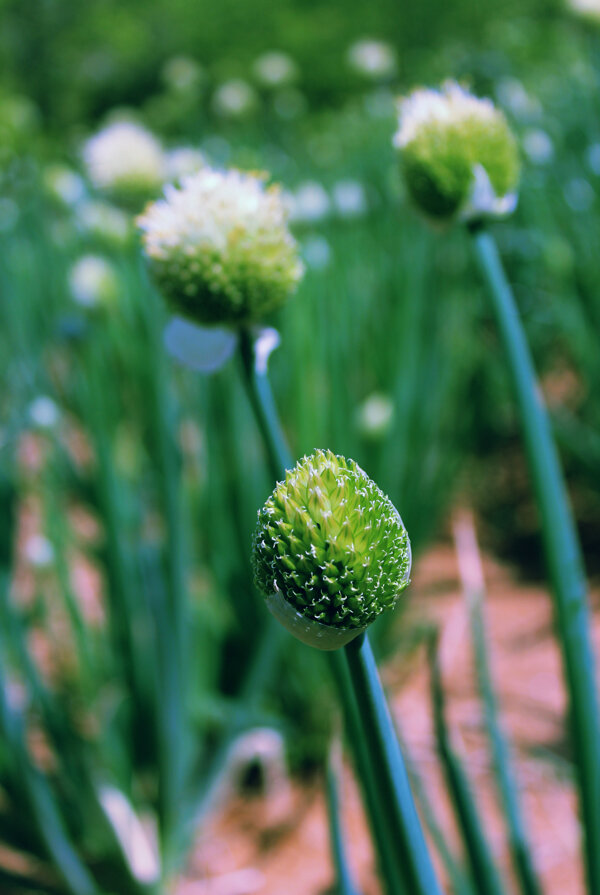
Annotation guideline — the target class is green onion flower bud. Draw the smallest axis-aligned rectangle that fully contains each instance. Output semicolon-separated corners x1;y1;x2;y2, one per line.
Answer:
252;449;411;649
393;81;520;223
137;167;304;326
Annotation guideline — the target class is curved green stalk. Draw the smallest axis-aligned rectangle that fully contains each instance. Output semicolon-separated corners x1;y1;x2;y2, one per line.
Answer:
238;327;440;895
469;226;600;894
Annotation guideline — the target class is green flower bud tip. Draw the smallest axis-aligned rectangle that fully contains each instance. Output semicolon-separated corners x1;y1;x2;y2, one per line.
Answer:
252;449;411;649
137;166;304;327
393;81;520;223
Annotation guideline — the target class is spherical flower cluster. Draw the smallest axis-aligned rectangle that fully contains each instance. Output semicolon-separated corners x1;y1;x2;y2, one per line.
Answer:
252;450;411;648
137;167;304;326
393;81;520;222
83;121;165;205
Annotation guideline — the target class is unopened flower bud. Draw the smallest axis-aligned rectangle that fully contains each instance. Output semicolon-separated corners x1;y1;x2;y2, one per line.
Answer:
393;81;520;223
252;449;411;649
137;167;303;326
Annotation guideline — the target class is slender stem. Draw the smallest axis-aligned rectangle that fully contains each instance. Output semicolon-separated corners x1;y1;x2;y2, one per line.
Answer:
238;328;293;473
428;634;506;895
454;512;543;895
326;744;361;895
237;328;420;895
345;633;443;895
470;226;600;894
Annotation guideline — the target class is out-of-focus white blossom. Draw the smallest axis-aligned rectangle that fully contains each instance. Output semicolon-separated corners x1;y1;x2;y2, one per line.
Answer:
76;200;131;247
69;255;119;308
253;51;298;88
495;78;541;121
287;181;331;224
523;129;554;165
24;534;55;570
347;39;397;80
28;396;60;430
394;81;520;222
356;393;395;440
567;0;600;23
302;235;332;270
137;167;303;325
212;80;258;119
83;121;165;204
564;177;595;211
44;165;86;207
332;179;368;218
164;147;205;182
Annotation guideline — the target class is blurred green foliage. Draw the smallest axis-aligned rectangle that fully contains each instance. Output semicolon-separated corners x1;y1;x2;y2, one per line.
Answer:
1;0;600;890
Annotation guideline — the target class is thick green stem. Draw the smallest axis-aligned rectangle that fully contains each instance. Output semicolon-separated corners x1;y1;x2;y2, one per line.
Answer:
238;328;430;895
345;634;443;895
470;226;600;894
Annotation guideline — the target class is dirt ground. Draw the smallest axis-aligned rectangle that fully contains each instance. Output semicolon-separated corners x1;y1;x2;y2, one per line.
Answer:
177;529;600;895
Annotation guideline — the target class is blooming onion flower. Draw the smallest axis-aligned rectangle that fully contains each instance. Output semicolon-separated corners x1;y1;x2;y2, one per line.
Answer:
83;121;165;206
252;449;411;649
137;166;303;373
393;81;520;223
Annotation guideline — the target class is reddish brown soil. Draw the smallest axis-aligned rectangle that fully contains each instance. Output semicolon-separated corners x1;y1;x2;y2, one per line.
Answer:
178;540;600;895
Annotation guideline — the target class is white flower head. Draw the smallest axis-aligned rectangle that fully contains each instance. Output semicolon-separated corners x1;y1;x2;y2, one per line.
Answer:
347;39;397;80
83;121;165;205
137;167;304;325
393;81;520;222
68;255;119;309
253;51;298;88
212;80;258;119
